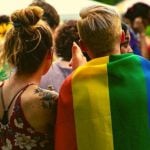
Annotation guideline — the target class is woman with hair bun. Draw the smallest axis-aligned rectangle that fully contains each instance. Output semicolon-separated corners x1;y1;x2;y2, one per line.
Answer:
0;6;58;149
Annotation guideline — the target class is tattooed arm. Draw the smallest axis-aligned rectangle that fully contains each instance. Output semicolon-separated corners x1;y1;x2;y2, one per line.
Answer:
21;85;58;133
34;87;58;109
34;87;58;127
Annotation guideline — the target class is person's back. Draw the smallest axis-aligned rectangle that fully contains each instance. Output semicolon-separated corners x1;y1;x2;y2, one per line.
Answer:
55;5;150;150
0;82;57;149
0;6;58;149
120;22;133;53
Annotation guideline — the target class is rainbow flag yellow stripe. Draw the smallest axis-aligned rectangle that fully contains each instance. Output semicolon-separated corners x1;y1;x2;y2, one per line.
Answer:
72;56;114;150
55;53;150;150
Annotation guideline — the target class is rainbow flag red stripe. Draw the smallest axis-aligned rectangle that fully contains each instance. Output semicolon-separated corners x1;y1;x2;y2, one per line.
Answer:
55;53;150;150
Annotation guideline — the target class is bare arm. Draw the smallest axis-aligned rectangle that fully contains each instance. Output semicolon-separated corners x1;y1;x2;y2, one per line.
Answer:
21;86;58;133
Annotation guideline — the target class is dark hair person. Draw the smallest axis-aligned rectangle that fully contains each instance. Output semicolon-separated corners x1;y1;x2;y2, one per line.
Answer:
40;20;80;91
0;6;58;149
123;2;150;58
30;0;60;31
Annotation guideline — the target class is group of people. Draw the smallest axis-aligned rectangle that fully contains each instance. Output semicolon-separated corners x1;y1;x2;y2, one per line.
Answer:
0;0;150;149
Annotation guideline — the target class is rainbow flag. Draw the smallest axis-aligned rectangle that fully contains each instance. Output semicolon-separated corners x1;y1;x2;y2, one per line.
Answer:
55;53;150;150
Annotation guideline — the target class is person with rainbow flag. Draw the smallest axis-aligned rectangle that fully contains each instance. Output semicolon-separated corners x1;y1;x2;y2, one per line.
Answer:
55;5;150;150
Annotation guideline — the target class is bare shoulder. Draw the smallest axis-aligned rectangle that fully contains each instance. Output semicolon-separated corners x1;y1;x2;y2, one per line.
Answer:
21;85;59;130
21;85;58;110
34;87;58;109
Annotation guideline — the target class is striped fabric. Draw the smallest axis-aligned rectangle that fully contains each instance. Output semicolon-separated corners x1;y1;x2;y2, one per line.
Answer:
55;53;150;150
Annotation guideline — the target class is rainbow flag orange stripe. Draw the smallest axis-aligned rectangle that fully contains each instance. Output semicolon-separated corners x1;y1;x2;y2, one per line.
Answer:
55;53;150;150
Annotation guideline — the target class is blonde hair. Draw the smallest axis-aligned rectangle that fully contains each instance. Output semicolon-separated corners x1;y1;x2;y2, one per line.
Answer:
77;5;121;57
1;6;53;74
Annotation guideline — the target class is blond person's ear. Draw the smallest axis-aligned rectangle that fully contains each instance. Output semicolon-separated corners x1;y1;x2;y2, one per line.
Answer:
120;30;125;44
79;39;88;52
69;42;87;70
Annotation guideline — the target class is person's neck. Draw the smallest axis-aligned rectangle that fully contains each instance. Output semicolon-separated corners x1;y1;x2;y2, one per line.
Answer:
87;43;121;59
110;44;121;55
7;71;41;87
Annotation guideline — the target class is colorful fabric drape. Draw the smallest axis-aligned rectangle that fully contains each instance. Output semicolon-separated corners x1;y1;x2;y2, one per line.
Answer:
55;53;150;150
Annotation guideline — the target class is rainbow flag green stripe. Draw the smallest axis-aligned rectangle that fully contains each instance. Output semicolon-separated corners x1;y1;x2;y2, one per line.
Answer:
108;55;150;150
71;54;150;150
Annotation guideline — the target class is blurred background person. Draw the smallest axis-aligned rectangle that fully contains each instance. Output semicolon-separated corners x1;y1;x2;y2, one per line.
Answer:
120;22;133;54
123;2;150;59
29;0;60;32
40;20;80;92
0;6;58;149
30;0;60;61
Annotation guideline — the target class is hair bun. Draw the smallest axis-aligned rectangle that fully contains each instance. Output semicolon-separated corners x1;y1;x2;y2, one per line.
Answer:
11;6;43;28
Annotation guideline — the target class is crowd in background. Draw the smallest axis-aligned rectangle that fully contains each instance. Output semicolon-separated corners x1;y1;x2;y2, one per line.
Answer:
0;0;150;149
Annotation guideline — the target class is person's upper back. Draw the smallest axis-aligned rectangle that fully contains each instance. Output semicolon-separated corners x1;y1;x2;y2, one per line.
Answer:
0;82;58;149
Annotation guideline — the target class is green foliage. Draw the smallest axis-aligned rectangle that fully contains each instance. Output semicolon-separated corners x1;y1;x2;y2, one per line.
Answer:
0;64;9;81
93;0;121;5
0;69;8;81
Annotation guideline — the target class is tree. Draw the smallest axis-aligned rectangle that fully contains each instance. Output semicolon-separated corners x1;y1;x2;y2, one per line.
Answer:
93;0;122;5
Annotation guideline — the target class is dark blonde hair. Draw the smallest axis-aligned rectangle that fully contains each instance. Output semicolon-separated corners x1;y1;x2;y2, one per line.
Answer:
1;6;53;74
77;5;121;57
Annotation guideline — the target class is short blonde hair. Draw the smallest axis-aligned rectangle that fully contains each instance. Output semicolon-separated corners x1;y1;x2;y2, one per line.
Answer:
77;5;121;57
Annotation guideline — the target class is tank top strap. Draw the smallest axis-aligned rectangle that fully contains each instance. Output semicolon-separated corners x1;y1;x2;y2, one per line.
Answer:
7;83;35;110
0;83;35;125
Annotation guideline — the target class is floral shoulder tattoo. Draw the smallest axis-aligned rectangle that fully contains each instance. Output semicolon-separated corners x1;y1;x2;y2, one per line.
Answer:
34;87;58;109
